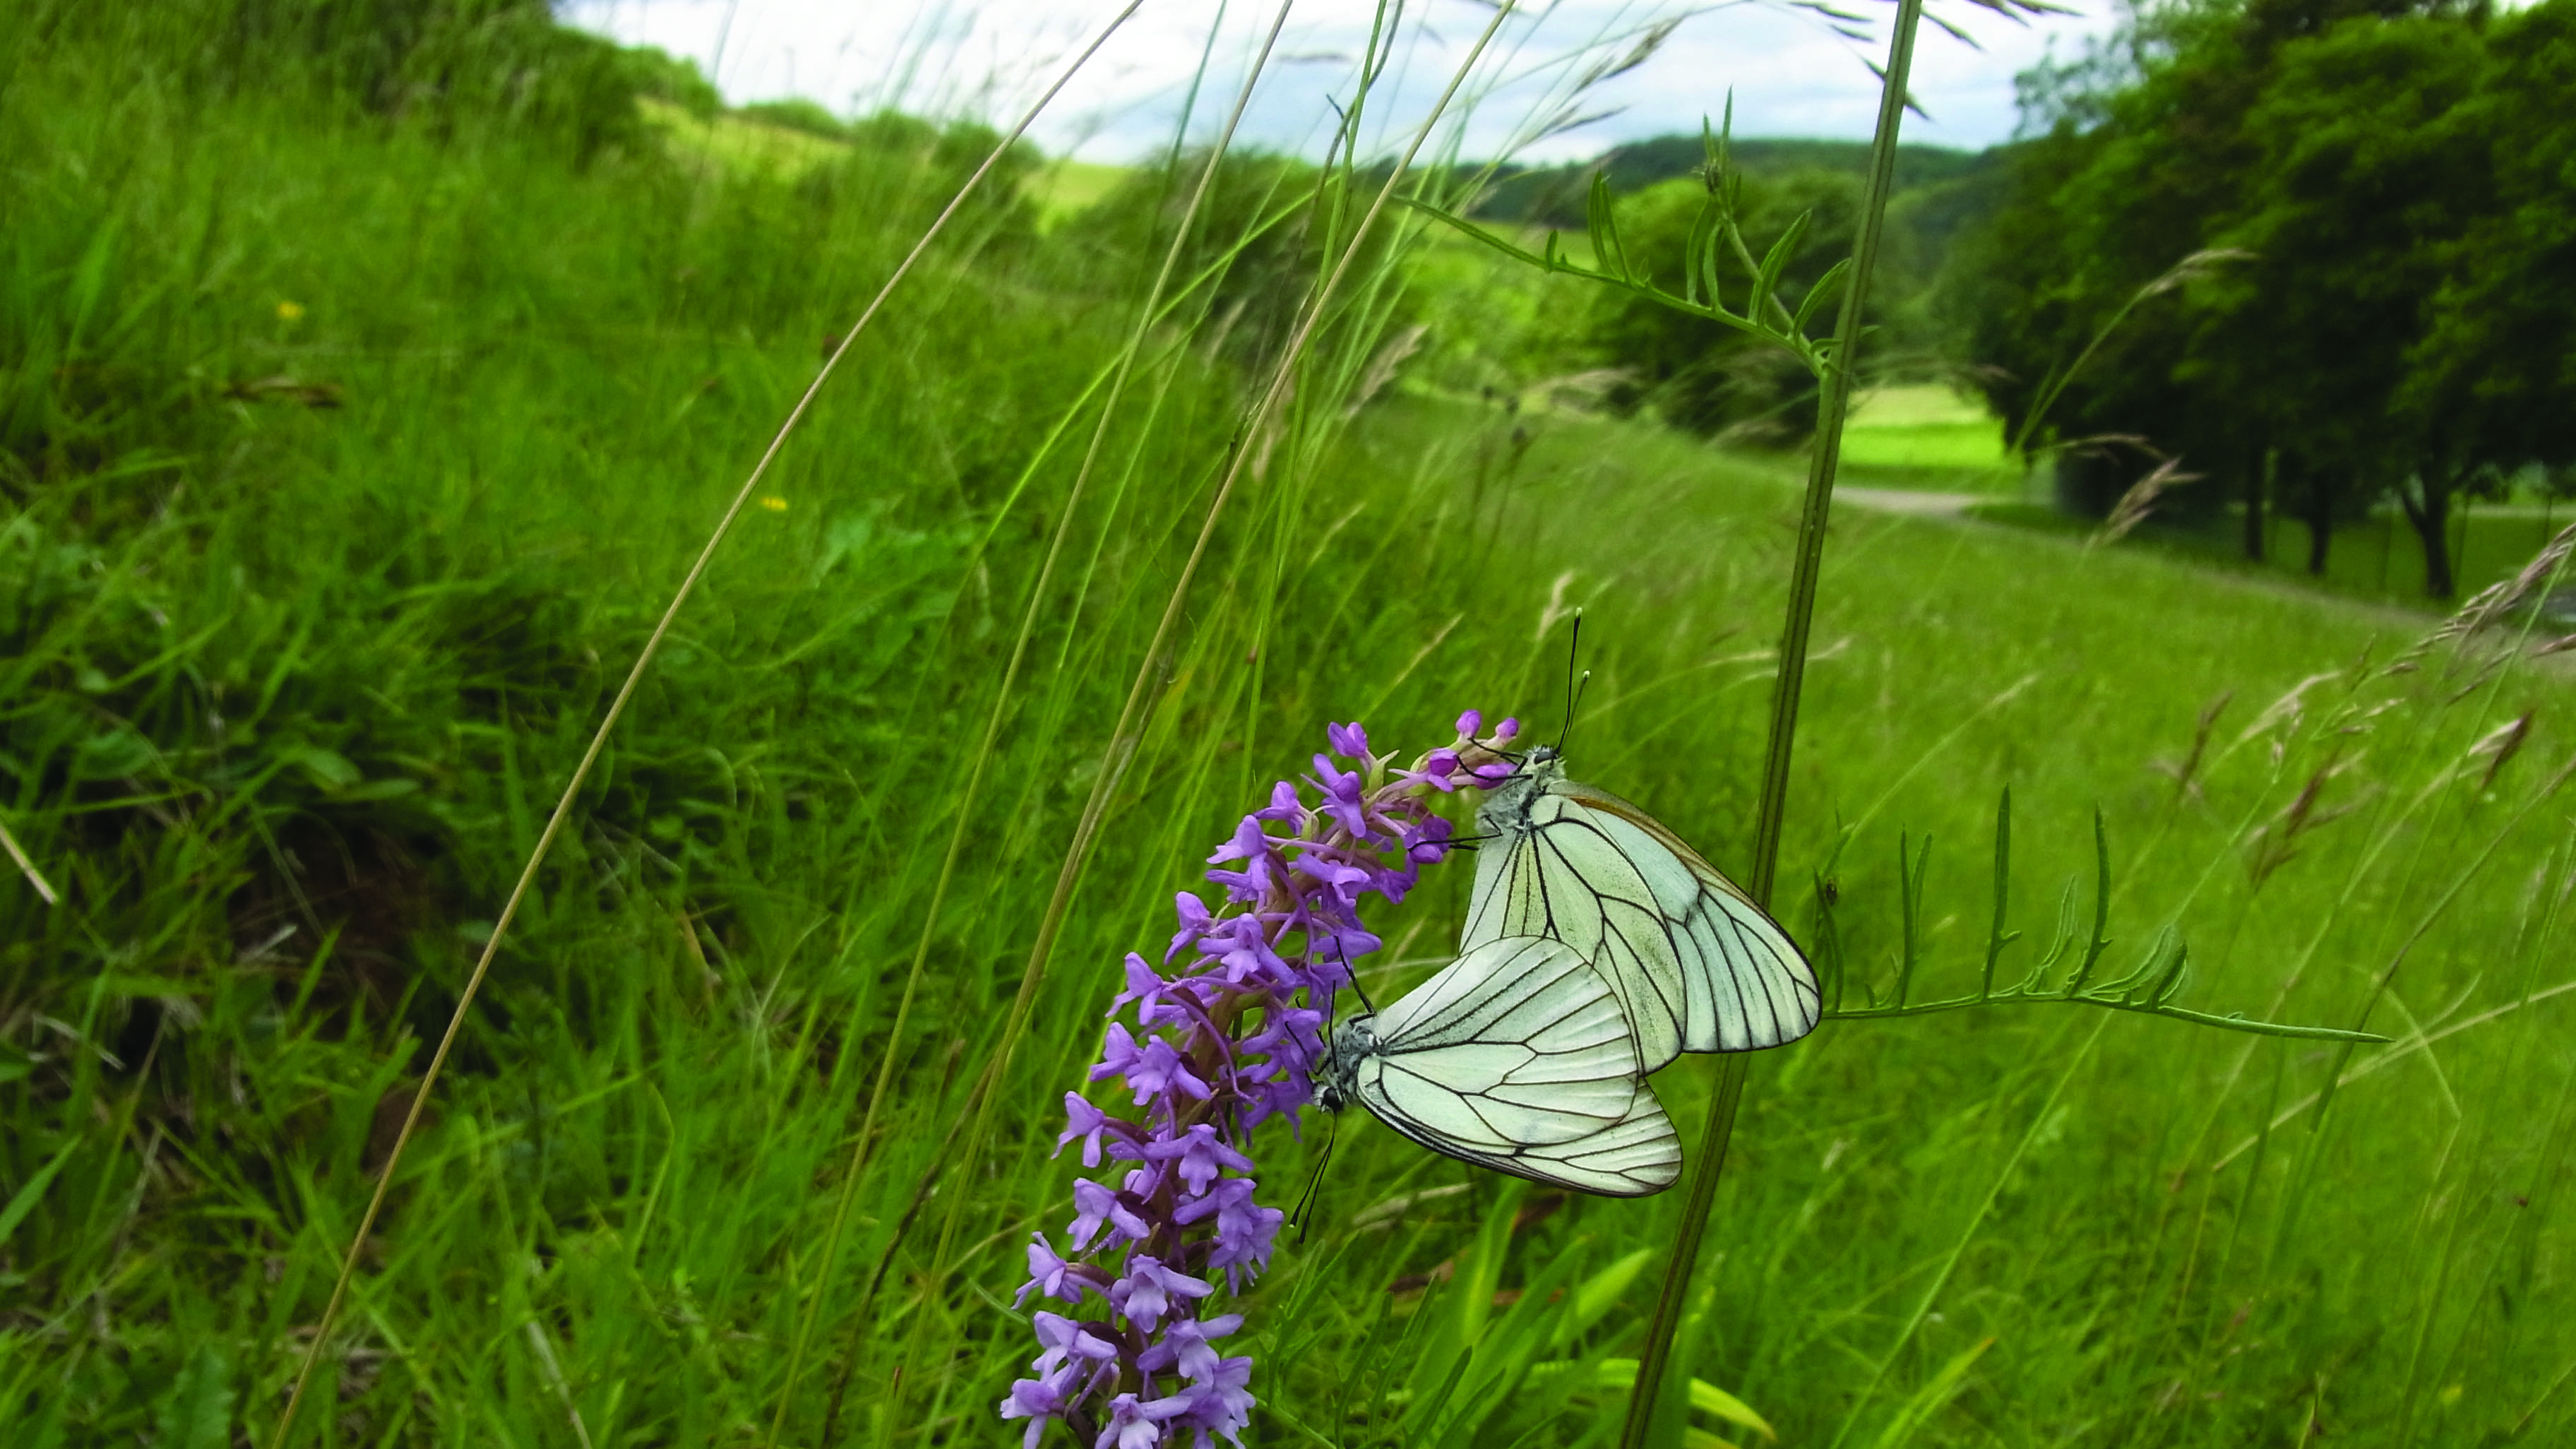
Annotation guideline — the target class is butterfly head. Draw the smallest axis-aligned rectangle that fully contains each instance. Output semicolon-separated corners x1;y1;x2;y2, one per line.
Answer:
1318;1015;1377;1113
1475;744;1564;818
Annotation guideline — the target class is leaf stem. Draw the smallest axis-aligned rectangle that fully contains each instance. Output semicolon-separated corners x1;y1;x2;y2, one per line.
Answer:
1617;1;1925;1441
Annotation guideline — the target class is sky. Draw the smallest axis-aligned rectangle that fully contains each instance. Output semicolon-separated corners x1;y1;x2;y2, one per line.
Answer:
564;0;2124;164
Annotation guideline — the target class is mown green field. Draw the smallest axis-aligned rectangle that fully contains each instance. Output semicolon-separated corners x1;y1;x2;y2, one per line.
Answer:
7;8;2576;1449
1837;385;2014;479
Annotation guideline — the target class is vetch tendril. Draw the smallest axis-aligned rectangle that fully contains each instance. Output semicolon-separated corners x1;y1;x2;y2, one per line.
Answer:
1001;713;1522;1448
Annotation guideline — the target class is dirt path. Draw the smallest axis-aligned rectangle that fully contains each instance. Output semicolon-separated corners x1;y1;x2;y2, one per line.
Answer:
1834;486;1985;518
1827;482;2528;641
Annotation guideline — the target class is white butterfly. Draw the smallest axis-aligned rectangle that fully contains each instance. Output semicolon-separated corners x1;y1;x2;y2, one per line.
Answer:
1320;935;1681;1197
1462;746;1820;1073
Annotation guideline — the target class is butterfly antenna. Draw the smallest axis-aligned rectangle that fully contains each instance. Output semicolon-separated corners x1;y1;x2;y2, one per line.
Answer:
1561;669;1592;760
1330;937;1377;1016
1557;611;1585;756
1344;960;1378;1018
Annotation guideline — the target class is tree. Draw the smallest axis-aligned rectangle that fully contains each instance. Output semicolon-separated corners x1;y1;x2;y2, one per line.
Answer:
2400;0;2576;586
1952;0;2498;573
1952;1;2274;530
2197;13;2494;589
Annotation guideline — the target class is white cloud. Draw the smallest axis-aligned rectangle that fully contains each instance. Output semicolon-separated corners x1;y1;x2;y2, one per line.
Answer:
566;0;2119;160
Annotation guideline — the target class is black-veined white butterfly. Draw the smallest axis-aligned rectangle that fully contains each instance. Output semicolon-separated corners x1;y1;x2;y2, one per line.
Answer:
1319;935;1682;1197
1462;746;1820;1072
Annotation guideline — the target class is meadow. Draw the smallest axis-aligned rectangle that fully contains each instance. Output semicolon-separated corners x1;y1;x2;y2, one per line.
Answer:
5;5;2575;1448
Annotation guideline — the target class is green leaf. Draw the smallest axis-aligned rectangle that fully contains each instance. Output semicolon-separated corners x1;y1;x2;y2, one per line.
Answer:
1587;173;1629;281
1867;1336;1992;1449
1690;1380;1778;1441
1792;258;1852;335
153;1344;234;1449
1585;1359;1775;1441
0;1137;78;1246
1559;1248;1654;1346
1753;210;1811;316
73;728;154;780
292;746;362;791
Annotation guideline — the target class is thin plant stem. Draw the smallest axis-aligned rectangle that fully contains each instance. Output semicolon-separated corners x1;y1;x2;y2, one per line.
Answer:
899;0;1520;1409
1618;1;1926;1442
758;6;1295;1441
258;9;1143;1444
0;811;56;905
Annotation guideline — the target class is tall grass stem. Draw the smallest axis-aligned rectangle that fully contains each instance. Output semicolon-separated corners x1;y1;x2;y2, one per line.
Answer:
1618;1;1926;1441
760;6;1292;1441
258;8;1144;1442
899;0;1520;1410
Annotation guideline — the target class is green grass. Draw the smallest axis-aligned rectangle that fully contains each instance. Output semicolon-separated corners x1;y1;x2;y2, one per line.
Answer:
8;10;2576;1449
1971;497;2571;606
1834;383;2019;492
1030;158;1133;227
639;96;854;174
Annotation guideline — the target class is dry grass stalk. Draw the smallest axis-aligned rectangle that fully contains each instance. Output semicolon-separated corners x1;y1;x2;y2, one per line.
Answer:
523;1320;595;1449
1342;322;1428;417
2469;710;2536;792
2089;453;2200;549
768;8;1294;1440
2237;669;2345;758
0;812;57;905
261;10;1148;1445
2140;246;2256;298
2433;519;2576;644
2151;689;2234;801
2246;753;2360;889
1524;366;1633;412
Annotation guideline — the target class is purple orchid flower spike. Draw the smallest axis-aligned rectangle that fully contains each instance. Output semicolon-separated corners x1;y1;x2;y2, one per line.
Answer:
1001;713;1522;1447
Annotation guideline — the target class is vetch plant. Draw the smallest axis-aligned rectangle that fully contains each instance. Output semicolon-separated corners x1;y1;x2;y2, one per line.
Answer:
1002;713;1518;1447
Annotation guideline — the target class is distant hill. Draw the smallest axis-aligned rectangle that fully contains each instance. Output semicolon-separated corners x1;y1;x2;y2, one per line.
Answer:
1432;133;2020;369
1469;136;1998;229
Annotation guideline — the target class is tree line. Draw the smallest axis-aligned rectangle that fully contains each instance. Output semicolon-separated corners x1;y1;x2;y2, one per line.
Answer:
1952;0;2576;597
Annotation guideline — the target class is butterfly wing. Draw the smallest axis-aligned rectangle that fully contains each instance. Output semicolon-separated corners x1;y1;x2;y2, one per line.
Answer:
1349;936;1681;1196
1364;936;1642;1145
1559;780;1822;1054
1465;776;1820;1068
1362;1078;1682;1198
1554;780;1823;1054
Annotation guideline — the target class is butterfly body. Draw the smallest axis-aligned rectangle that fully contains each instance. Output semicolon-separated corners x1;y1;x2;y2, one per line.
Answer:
1465;747;1821;1071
